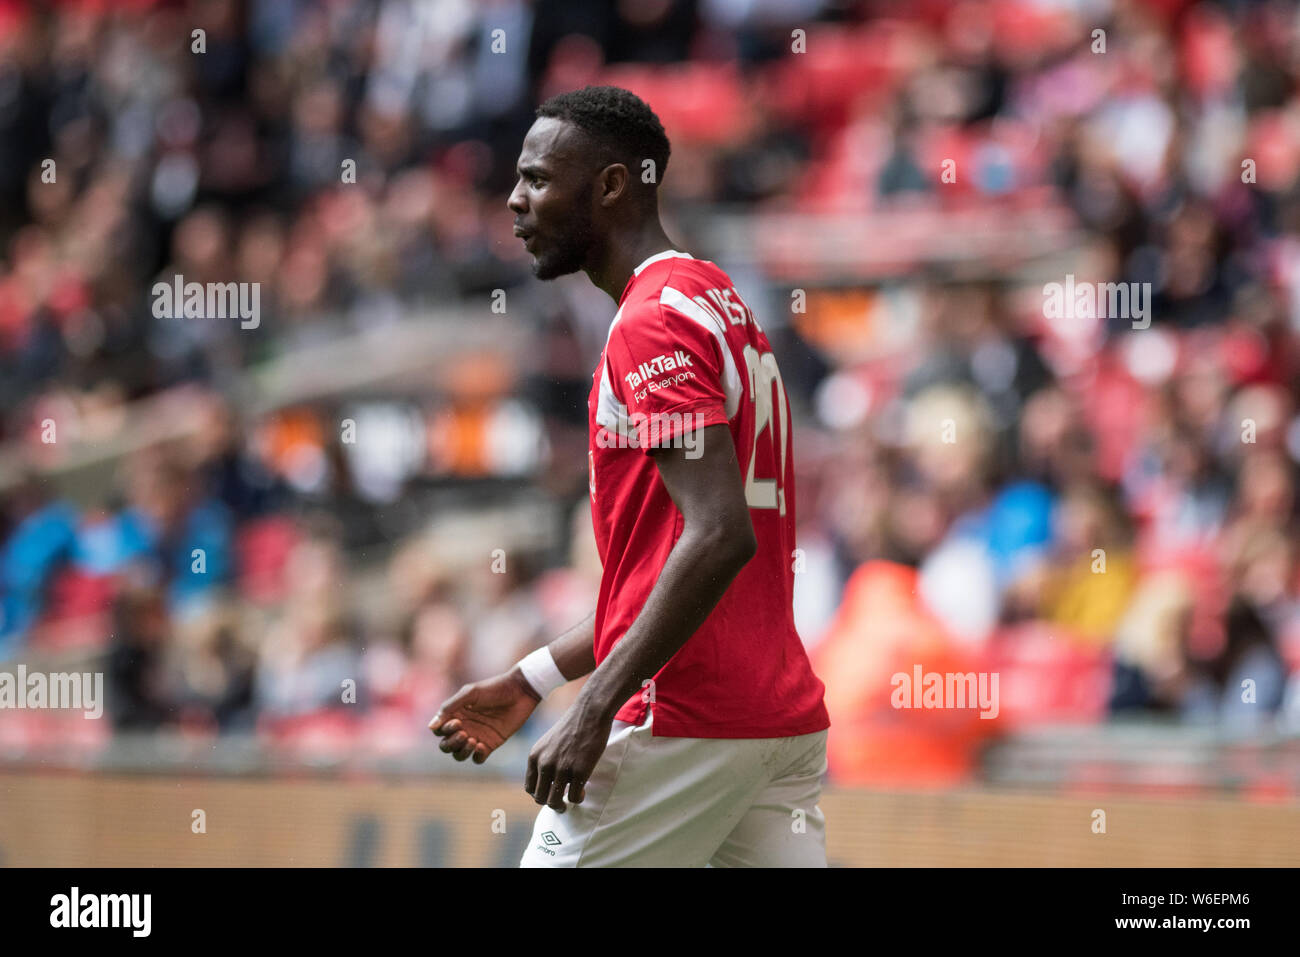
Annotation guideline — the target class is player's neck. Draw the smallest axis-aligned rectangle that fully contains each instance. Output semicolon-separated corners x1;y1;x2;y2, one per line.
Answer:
586;220;678;304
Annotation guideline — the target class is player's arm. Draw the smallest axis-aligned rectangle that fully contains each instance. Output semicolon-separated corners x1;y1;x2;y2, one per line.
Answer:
525;423;756;810
547;609;598;679
429;611;596;763
581;424;755;721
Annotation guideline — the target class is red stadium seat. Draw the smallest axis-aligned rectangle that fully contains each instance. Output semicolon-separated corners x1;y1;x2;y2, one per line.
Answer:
597;63;746;146
259;709;361;761
985;622;1113;729
27;568;117;654
1135;543;1229;659
235;516;300;604
43;567;117;620
762;25;901;131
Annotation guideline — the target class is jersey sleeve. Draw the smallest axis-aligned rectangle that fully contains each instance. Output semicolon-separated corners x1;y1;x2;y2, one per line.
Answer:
603;299;732;452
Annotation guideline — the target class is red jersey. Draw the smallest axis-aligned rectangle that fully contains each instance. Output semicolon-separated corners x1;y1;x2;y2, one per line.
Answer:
586;249;830;738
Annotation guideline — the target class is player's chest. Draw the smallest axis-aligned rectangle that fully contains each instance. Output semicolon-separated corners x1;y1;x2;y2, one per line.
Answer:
586;348;646;502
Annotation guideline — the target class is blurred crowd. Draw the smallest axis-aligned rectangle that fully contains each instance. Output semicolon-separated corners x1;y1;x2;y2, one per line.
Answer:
1;0;1300;785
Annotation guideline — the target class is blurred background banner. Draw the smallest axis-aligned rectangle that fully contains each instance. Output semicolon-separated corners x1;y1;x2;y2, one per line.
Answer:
5;775;1300;867
1;0;1299;865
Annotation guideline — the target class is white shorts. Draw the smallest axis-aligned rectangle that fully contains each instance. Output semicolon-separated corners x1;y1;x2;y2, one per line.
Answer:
519;708;828;867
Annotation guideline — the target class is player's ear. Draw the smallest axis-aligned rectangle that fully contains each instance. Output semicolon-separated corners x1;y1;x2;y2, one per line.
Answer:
597;163;630;207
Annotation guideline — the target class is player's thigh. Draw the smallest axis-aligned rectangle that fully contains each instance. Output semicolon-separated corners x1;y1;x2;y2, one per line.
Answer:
709;730;828;868
575;732;779;868
524;721;778;868
519;717;642;868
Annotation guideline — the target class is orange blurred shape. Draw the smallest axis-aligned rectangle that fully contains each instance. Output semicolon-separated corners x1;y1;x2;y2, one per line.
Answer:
260;407;325;475
794;288;878;359
812;561;998;788
441;352;513;402
426;353;517;477
428;405;488;477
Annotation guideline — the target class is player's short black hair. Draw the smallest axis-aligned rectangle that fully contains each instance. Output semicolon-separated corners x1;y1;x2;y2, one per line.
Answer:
536;86;671;190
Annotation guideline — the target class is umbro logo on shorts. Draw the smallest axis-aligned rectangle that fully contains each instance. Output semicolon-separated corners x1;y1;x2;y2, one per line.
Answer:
541;830;562;846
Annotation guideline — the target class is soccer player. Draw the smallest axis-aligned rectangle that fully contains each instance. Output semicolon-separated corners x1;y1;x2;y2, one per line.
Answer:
429;86;830;867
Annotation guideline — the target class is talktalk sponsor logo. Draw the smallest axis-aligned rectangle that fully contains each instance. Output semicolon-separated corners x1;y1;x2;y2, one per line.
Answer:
624;351;693;390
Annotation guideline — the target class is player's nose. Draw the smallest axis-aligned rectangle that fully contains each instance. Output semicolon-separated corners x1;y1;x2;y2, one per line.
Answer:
507;183;527;215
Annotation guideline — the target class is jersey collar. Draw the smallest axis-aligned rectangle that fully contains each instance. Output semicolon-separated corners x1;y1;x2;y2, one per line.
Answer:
618;249;694;306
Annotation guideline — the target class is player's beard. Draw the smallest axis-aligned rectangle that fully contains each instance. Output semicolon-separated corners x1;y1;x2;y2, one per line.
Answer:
531;182;597;280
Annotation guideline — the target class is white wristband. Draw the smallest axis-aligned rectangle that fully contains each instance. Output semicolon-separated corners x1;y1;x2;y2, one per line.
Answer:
516;646;567;699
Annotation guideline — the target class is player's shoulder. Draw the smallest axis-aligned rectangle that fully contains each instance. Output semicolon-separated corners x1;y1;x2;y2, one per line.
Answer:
620;254;733;331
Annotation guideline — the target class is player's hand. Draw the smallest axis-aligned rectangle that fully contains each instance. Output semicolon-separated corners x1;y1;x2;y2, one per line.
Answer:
428;668;542;764
524;701;612;813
